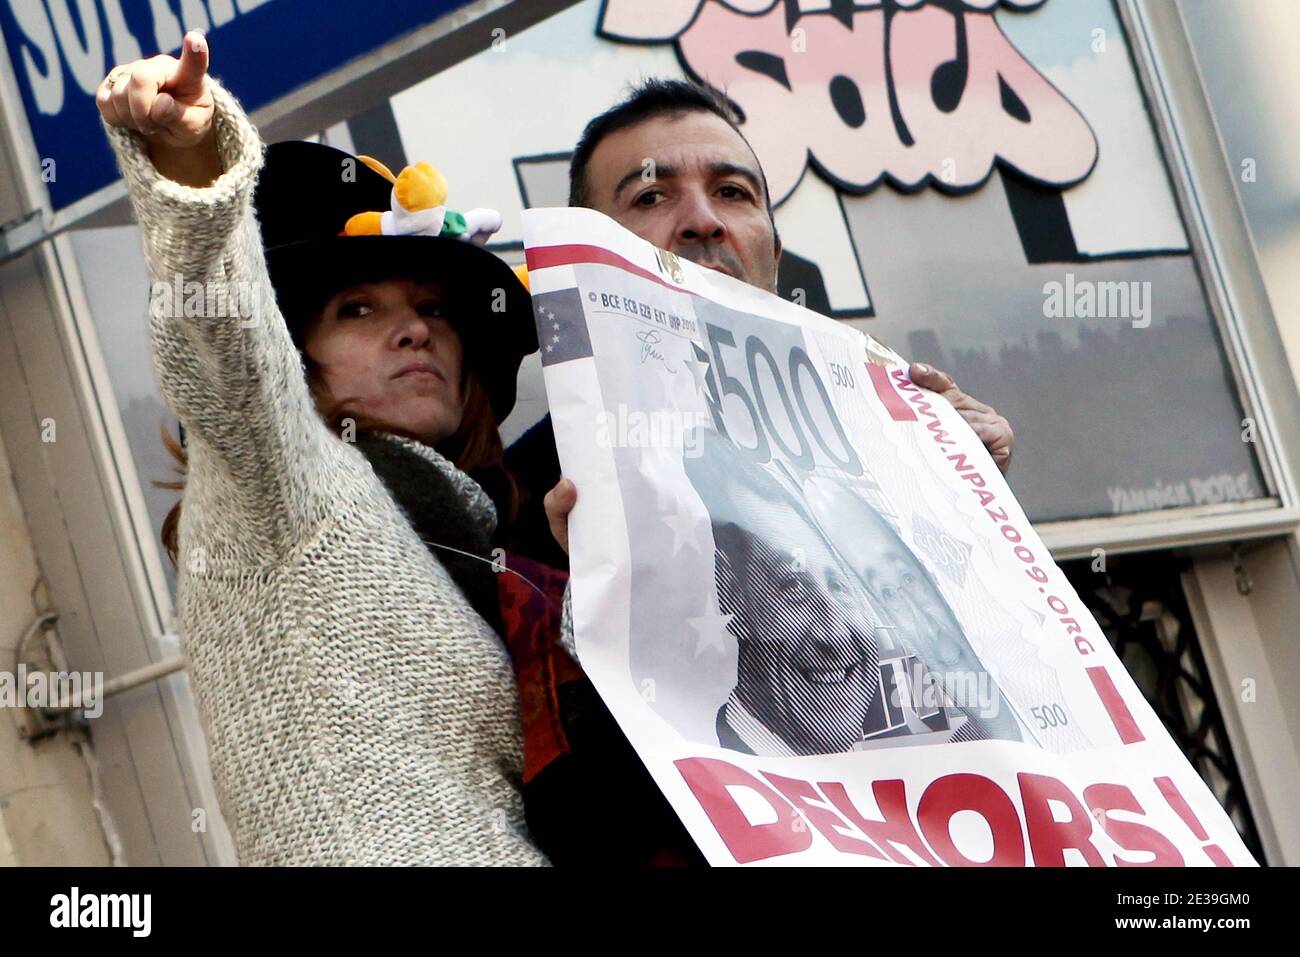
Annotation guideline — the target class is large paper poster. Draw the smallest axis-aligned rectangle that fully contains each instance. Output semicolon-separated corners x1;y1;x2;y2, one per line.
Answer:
523;207;1253;867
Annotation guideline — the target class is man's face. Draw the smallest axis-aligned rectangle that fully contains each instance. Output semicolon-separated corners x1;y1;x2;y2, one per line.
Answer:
809;482;973;673
584;111;782;292
725;525;879;755
852;534;970;670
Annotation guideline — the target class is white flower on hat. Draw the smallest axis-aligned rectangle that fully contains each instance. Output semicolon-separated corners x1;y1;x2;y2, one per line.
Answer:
342;156;502;245
460;208;503;246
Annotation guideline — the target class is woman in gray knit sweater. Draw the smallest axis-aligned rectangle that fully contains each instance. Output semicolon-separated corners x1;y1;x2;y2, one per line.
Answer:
97;32;571;865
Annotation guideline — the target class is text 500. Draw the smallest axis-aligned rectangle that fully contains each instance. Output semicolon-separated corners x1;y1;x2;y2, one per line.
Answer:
698;323;862;475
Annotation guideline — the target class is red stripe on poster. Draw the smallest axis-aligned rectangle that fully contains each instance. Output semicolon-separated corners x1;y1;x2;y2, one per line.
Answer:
525;243;681;291
867;363;919;422
1086;666;1145;744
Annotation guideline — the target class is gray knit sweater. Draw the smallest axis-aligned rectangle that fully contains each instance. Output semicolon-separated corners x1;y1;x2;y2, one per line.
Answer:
107;83;548;866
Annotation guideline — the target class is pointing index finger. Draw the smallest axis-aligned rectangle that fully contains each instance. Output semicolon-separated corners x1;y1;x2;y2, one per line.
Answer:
166;31;209;97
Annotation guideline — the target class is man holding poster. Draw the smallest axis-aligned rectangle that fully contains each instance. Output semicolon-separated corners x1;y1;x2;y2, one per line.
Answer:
513;78;1027;865
521;195;1254;865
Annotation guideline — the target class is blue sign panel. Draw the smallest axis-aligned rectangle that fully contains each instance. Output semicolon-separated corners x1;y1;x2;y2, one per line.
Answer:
1;0;477;210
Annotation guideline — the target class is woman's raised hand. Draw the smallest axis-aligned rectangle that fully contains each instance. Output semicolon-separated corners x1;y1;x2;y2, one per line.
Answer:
97;31;221;186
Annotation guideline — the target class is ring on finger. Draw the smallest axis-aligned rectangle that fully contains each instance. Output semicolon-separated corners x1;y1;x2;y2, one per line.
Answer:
106;69;131;91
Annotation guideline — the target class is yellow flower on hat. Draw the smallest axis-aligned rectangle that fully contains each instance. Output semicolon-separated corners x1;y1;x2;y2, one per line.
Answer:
343;156;501;245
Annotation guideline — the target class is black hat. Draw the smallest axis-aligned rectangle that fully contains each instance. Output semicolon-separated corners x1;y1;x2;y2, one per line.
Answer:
253;141;536;422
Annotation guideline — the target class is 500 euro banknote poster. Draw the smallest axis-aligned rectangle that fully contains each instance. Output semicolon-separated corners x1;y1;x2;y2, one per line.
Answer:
522;207;1253;867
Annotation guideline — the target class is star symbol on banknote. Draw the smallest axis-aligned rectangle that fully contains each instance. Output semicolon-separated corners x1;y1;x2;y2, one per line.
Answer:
682;346;709;395
542;308;561;351
660;500;703;556
686;608;734;656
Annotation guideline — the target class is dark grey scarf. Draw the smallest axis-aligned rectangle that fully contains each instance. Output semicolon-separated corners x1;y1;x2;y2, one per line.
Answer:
353;432;504;634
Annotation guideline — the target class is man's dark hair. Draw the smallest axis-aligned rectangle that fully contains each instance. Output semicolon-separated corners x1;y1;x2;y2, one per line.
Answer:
568;77;775;225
